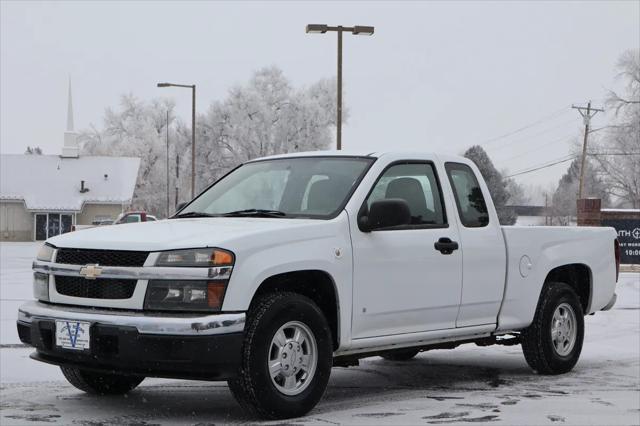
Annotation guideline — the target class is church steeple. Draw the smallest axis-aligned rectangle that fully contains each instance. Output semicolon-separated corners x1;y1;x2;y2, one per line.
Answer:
66;76;74;132
61;77;79;158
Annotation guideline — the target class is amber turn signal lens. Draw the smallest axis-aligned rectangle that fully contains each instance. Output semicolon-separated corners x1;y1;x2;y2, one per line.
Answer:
212;250;234;266
207;282;227;308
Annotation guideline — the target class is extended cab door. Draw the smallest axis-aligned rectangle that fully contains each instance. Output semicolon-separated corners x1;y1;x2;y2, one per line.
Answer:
444;161;507;327
350;160;463;339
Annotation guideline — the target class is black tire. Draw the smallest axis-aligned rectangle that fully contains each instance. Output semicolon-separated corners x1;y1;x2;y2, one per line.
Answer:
60;366;144;395
381;348;421;361
521;282;584;375
228;292;333;419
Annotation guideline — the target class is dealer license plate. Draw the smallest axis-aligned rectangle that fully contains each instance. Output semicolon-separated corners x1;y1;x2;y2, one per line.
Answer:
55;321;91;351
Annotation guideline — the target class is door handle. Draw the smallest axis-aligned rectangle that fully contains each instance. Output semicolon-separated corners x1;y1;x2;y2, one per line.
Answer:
434;237;459;255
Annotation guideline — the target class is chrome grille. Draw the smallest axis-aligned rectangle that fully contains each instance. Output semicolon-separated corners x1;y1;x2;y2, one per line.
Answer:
56;248;149;267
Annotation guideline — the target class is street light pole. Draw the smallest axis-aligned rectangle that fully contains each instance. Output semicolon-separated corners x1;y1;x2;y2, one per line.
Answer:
191;85;196;199
157;82;197;199
306;24;374;151
336;28;343;150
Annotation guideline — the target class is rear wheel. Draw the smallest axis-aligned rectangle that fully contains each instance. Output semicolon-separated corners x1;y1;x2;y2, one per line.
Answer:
228;292;333;419
60;366;144;395
381;348;421;361
521;282;584;375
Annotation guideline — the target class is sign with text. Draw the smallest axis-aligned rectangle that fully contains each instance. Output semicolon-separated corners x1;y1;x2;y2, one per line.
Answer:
602;218;640;265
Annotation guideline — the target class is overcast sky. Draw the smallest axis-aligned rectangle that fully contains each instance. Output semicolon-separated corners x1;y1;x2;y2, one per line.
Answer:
1;1;638;188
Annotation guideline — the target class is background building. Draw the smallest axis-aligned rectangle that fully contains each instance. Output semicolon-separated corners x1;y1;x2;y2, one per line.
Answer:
0;82;140;241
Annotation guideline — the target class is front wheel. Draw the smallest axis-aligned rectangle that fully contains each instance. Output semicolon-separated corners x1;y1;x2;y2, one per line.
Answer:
228;292;333;419
61;366;144;395
521;282;584;375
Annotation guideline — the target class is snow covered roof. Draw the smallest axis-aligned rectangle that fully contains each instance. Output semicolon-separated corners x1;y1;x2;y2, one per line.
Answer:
0;154;140;212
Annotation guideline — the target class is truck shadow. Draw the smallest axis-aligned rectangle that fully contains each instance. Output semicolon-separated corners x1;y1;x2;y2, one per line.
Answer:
30;352;554;424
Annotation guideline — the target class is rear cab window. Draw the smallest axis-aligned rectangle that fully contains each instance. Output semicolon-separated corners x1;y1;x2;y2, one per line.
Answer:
445;162;489;228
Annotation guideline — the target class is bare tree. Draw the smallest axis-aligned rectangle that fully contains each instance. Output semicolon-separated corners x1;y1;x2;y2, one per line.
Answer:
25;146;43;155
593;49;640;208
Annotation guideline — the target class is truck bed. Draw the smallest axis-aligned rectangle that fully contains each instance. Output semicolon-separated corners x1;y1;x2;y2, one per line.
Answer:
497;226;617;332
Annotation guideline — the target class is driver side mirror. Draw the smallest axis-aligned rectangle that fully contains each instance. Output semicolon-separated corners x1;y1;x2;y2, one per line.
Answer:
175;202;188;213
358;199;411;232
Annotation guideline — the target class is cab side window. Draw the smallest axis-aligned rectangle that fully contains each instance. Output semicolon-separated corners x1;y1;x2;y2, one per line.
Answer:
366;162;446;227
125;214;141;223
445;162;489;227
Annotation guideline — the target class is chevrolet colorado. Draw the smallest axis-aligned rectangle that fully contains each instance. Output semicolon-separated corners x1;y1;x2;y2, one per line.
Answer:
17;151;619;419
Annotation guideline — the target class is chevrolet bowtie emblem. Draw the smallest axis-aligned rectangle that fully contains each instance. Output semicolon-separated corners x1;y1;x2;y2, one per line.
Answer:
79;264;102;280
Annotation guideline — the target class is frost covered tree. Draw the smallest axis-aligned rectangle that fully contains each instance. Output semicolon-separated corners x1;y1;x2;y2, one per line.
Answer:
81;67;339;216
81;95;179;216
550;158;609;224
592;49;640;208
170;66;338;194
463;145;517;225
505;178;530;205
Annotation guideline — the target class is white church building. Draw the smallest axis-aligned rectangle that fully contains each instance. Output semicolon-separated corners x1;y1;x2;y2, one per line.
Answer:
0;82;140;241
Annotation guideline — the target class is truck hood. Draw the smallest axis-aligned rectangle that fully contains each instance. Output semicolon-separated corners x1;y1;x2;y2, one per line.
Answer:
47;217;331;252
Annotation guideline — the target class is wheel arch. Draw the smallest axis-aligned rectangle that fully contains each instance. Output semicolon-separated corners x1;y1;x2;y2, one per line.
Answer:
542;263;592;314
250;270;340;350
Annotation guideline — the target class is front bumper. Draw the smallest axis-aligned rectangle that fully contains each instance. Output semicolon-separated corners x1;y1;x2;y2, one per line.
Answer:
17;301;246;380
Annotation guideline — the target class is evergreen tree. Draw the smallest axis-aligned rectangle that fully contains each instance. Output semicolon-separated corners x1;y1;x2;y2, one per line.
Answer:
463;145;517;225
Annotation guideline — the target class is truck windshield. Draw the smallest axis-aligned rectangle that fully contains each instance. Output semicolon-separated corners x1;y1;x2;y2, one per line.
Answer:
178;157;374;219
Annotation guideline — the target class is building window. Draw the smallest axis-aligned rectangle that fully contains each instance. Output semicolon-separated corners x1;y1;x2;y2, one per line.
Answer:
34;213;74;241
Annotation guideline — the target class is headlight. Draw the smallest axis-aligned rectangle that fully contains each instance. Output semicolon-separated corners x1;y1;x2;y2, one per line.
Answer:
36;244;55;262
147;248;234;311
144;280;227;311
155;248;234;267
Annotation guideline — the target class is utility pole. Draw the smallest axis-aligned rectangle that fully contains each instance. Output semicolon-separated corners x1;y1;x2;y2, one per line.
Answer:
175;153;180;209
166;110;170;218
572;101;604;199
545;193;549;226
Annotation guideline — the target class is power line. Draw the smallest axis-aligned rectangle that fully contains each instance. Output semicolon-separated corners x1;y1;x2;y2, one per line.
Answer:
492;132;577;163
588;152;640;156
485;118;578;152
505;152;638;178
505;155;577;178
478;106;572;147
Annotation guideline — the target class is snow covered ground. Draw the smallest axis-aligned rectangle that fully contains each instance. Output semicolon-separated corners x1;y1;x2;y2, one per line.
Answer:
1;242;638;425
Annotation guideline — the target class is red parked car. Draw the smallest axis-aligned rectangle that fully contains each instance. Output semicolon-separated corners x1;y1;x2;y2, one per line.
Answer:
114;211;158;224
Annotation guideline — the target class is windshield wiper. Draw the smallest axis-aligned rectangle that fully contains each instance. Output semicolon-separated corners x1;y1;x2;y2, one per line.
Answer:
222;209;288;218
173;211;219;219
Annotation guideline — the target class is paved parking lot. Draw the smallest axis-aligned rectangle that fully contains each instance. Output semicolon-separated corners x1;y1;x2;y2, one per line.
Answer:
1;243;638;425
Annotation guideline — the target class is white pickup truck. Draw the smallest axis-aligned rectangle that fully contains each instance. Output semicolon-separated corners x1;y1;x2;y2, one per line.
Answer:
18;151;619;419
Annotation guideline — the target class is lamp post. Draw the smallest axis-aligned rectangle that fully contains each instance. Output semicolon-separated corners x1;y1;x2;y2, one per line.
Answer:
166;110;170;218
157;82;196;199
305;24;374;150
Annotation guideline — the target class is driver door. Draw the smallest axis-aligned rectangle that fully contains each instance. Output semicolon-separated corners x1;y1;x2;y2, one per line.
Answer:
351;161;463;339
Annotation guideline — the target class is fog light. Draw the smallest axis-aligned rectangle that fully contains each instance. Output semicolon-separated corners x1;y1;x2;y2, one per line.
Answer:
33;272;49;301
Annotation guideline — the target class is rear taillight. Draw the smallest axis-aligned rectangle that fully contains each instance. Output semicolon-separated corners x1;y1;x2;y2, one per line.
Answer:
614;239;620;282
